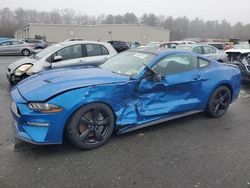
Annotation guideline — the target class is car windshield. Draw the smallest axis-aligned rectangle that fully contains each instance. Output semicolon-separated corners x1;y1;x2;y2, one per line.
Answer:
34;44;64;59
100;51;156;77
176;45;192;51
234;43;250;49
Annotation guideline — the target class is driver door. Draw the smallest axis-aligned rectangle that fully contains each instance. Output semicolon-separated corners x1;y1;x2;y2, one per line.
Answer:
136;54;201;118
51;44;86;68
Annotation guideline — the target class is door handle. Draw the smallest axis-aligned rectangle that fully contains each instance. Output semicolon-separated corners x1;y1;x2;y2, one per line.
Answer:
192;77;199;81
192;75;201;81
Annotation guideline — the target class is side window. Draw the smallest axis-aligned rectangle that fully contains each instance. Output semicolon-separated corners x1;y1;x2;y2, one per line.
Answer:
86;44;102;56
203;46;216;54
198;58;210;68
192;46;203;54
101;45;109;55
12;41;22;45
153;54;197;75
1;41;12;46
30;40;40;43
56;44;82;60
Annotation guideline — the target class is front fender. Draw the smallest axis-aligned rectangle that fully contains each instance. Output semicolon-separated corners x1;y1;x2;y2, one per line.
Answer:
48;82;136;141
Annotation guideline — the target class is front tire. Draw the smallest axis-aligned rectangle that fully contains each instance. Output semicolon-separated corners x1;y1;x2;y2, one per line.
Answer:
22;49;30;56
66;103;115;150
206;86;231;117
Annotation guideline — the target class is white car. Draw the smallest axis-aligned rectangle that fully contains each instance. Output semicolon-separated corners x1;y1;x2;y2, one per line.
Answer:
225;43;250;62
6;41;117;85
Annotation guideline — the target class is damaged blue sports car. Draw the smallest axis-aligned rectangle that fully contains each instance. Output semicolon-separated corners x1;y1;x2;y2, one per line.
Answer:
11;48;241;149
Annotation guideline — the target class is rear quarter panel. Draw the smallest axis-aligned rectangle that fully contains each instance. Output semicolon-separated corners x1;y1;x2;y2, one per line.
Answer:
198;60;241;109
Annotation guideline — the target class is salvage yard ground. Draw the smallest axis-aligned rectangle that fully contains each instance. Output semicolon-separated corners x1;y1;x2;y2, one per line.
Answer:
0;56;250;188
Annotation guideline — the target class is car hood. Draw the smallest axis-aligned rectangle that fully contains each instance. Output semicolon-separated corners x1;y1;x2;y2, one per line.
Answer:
16;67;130;101
225;49;250;54
8;57;37;71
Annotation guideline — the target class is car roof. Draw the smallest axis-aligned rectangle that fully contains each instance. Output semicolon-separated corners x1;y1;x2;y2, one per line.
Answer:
0;39;19;43
206;42;224;44
129;47;191;55
177;44;215;48
59;40;110;46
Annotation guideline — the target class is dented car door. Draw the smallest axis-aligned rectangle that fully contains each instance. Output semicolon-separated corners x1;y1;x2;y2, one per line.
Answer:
136;53;201;118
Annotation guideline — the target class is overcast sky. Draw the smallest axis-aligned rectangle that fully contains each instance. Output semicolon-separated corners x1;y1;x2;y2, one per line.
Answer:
1;0;249;24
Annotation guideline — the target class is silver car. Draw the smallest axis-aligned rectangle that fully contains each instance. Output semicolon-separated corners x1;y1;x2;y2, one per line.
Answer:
176;44;228;63
0;40;34;56
6;41;117;85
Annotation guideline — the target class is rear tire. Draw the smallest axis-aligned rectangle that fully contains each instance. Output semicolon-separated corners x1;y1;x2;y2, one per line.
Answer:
22;49;30;56
206;86;231;118
66;103;115;150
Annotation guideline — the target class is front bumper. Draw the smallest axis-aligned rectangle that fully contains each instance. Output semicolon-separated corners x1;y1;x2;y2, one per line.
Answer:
13;119;51;145
11;102;61;145
6;71;28;85
10;89;64;145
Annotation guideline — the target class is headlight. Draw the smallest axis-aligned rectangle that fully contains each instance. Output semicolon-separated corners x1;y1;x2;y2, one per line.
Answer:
15;64;33;76
28;102;63;113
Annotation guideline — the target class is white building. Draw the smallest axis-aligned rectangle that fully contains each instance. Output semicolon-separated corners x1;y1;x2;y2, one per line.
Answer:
15;23;170;44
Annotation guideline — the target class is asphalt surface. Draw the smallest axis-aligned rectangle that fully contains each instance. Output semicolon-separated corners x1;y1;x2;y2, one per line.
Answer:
0;56;250;188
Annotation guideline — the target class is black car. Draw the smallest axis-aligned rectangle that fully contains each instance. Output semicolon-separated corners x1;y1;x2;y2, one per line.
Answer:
232;55;250;83
107;40;129;53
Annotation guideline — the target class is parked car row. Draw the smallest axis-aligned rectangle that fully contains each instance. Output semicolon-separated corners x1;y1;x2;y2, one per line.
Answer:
5;37;250;85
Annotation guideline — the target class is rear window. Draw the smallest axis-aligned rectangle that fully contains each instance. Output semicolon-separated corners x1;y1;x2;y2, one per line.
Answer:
208;44;223;50
198;58;210;68
120;41;127;46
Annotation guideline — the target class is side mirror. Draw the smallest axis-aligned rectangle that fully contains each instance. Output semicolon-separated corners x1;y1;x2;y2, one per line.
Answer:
53;55;62;62
145;71;164;82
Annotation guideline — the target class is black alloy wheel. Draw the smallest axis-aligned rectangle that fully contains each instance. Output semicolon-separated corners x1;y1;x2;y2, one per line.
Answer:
66;103;114;150
206;86;231;117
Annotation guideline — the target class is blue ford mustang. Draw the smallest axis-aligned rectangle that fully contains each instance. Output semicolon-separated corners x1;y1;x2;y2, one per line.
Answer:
11;48;241;149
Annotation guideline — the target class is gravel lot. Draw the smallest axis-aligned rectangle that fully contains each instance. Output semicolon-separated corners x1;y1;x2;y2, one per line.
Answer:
0;56;250;188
